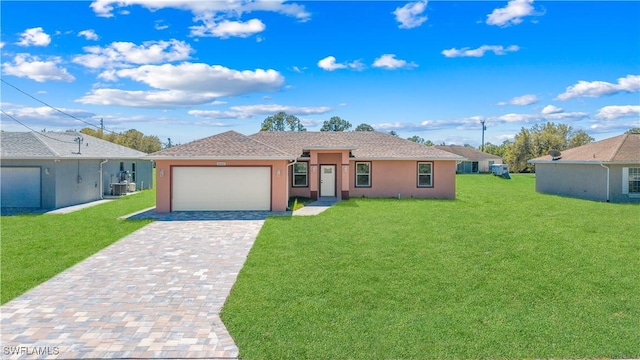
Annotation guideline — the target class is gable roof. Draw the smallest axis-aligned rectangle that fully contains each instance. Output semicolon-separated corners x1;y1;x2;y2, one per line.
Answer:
528;133;640;164
1;131;147;160
147;130;296;160
250;131;463;160
434;145;502;160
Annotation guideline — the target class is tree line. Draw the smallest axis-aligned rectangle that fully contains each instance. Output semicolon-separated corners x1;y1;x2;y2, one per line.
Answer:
79;127;163;154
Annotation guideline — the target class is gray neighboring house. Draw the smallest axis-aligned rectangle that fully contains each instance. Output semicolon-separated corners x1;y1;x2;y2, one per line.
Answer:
528;133;640;203
434;145;503;173
1;131;153;210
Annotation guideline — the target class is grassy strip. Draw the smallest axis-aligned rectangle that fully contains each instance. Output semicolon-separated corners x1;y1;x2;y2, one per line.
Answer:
222;175;640;359
1;190;155;304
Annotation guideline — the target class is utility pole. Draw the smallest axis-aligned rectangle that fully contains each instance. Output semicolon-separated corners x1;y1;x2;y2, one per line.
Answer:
167;138;172;148
480;119;487;152
99;118;104;138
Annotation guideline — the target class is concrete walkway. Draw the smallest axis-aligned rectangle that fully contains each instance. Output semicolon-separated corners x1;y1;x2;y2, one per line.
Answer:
0;220;264;359
292;197;341;216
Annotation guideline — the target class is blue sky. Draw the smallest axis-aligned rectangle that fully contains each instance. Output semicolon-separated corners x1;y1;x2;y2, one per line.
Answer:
1;0;639;146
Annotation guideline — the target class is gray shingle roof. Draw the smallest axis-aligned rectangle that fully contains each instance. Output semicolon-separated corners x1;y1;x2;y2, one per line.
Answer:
434;145;502;160
147;130;296;159
529;133;640;164
1;132;147;159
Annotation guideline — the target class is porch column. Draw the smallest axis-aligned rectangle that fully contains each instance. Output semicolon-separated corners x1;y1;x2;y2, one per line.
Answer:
309;152;319;200
341;151;350;199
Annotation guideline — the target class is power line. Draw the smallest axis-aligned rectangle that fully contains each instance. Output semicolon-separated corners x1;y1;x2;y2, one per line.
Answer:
1;78;103;131
0;109;77;144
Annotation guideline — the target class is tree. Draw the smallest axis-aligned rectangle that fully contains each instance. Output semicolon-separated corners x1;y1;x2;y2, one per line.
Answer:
567;130;594;149
424;140;434;146
388;130;399;137
355;123;375;131
321;116;352;131
626;127;640;134
502;122;595;173
407;135;425;144
79;127;162;153
260;112;306;132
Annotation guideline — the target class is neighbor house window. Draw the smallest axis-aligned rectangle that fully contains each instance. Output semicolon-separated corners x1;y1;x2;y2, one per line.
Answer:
628;167;640;193
292;162;308;187
131;163;136;182
355;162;371;187
417;162;433;187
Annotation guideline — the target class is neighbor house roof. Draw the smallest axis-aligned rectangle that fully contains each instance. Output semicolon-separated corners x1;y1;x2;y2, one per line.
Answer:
434;145;502;161
528;133;640;164
1;132;148;160
147;130;297;160
250;131;463;160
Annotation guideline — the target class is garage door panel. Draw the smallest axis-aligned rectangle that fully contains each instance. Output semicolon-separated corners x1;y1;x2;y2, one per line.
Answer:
172;167;271;211
1;167;41;208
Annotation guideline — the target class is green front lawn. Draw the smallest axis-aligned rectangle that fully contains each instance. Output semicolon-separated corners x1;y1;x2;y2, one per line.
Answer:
222;175;640;359
1;190;155;304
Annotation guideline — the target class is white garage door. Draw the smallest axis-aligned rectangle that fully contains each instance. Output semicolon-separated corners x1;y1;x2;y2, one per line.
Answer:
172;167;271;211
1;167;41;208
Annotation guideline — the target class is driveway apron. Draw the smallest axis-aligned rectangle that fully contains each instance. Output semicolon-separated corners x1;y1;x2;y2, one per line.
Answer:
0;219;265;359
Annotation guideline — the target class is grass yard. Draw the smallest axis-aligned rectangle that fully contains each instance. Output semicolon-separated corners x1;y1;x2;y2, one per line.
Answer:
1;190;155;304
221;175;640;359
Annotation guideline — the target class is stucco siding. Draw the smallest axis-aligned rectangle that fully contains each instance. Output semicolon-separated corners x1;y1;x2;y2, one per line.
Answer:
54;160;102;208
103;160;154;195
534;163;607;201
349;160;456;199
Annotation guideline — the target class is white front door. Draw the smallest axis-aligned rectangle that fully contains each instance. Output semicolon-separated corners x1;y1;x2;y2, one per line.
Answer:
320;165;336;197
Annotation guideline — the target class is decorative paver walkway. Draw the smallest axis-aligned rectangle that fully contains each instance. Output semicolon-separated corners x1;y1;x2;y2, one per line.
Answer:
0;219;264;359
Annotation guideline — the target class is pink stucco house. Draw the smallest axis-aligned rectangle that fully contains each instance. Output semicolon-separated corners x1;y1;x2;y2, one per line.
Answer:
147;131;463;212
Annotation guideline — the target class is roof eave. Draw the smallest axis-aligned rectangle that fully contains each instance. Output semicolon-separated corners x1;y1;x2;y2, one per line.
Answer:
146;155;296;161
527;160;640;165
349;156;464;161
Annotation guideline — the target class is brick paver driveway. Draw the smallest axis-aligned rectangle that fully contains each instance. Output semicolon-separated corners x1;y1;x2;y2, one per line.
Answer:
1;218;265;359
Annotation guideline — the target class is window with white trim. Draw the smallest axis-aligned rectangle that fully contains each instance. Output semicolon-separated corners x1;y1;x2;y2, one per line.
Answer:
417;162;433;187
628;167;640;193
355;162;371;187
292;162;308;187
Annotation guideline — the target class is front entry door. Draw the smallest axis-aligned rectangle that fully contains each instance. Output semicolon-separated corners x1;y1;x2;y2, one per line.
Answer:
320;165;336;197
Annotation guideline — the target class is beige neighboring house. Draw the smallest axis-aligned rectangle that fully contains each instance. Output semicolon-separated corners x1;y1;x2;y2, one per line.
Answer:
434;145;503;173
528;133;640;203
147;131;464;212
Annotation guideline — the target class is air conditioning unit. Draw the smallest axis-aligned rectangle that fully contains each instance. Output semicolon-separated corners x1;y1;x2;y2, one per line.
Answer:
111;183;127;196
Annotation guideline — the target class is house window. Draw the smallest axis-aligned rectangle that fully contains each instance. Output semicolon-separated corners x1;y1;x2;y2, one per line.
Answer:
292;162;308;187
355;162;371;187
417;162;433;187
629;167;640;193
131;163;136;182
472;161;479;173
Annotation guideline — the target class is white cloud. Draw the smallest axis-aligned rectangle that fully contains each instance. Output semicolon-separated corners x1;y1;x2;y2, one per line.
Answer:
73;39;193;69
77;62;284;108
393;0;428;29
230;104;332;116
188;104;331;120
190;19;266;38
90;0;310;39
594;105;640;120
317;56;363;71
0;42;5;49
556;74;640;101
486;0;536;27
2;54;75;82
155;21;169;30
372;54;417;70
4;106;94;120
78;29;99;41
541;105;563;114
16;27;51;47
442;45;519;58
497;94;538;106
